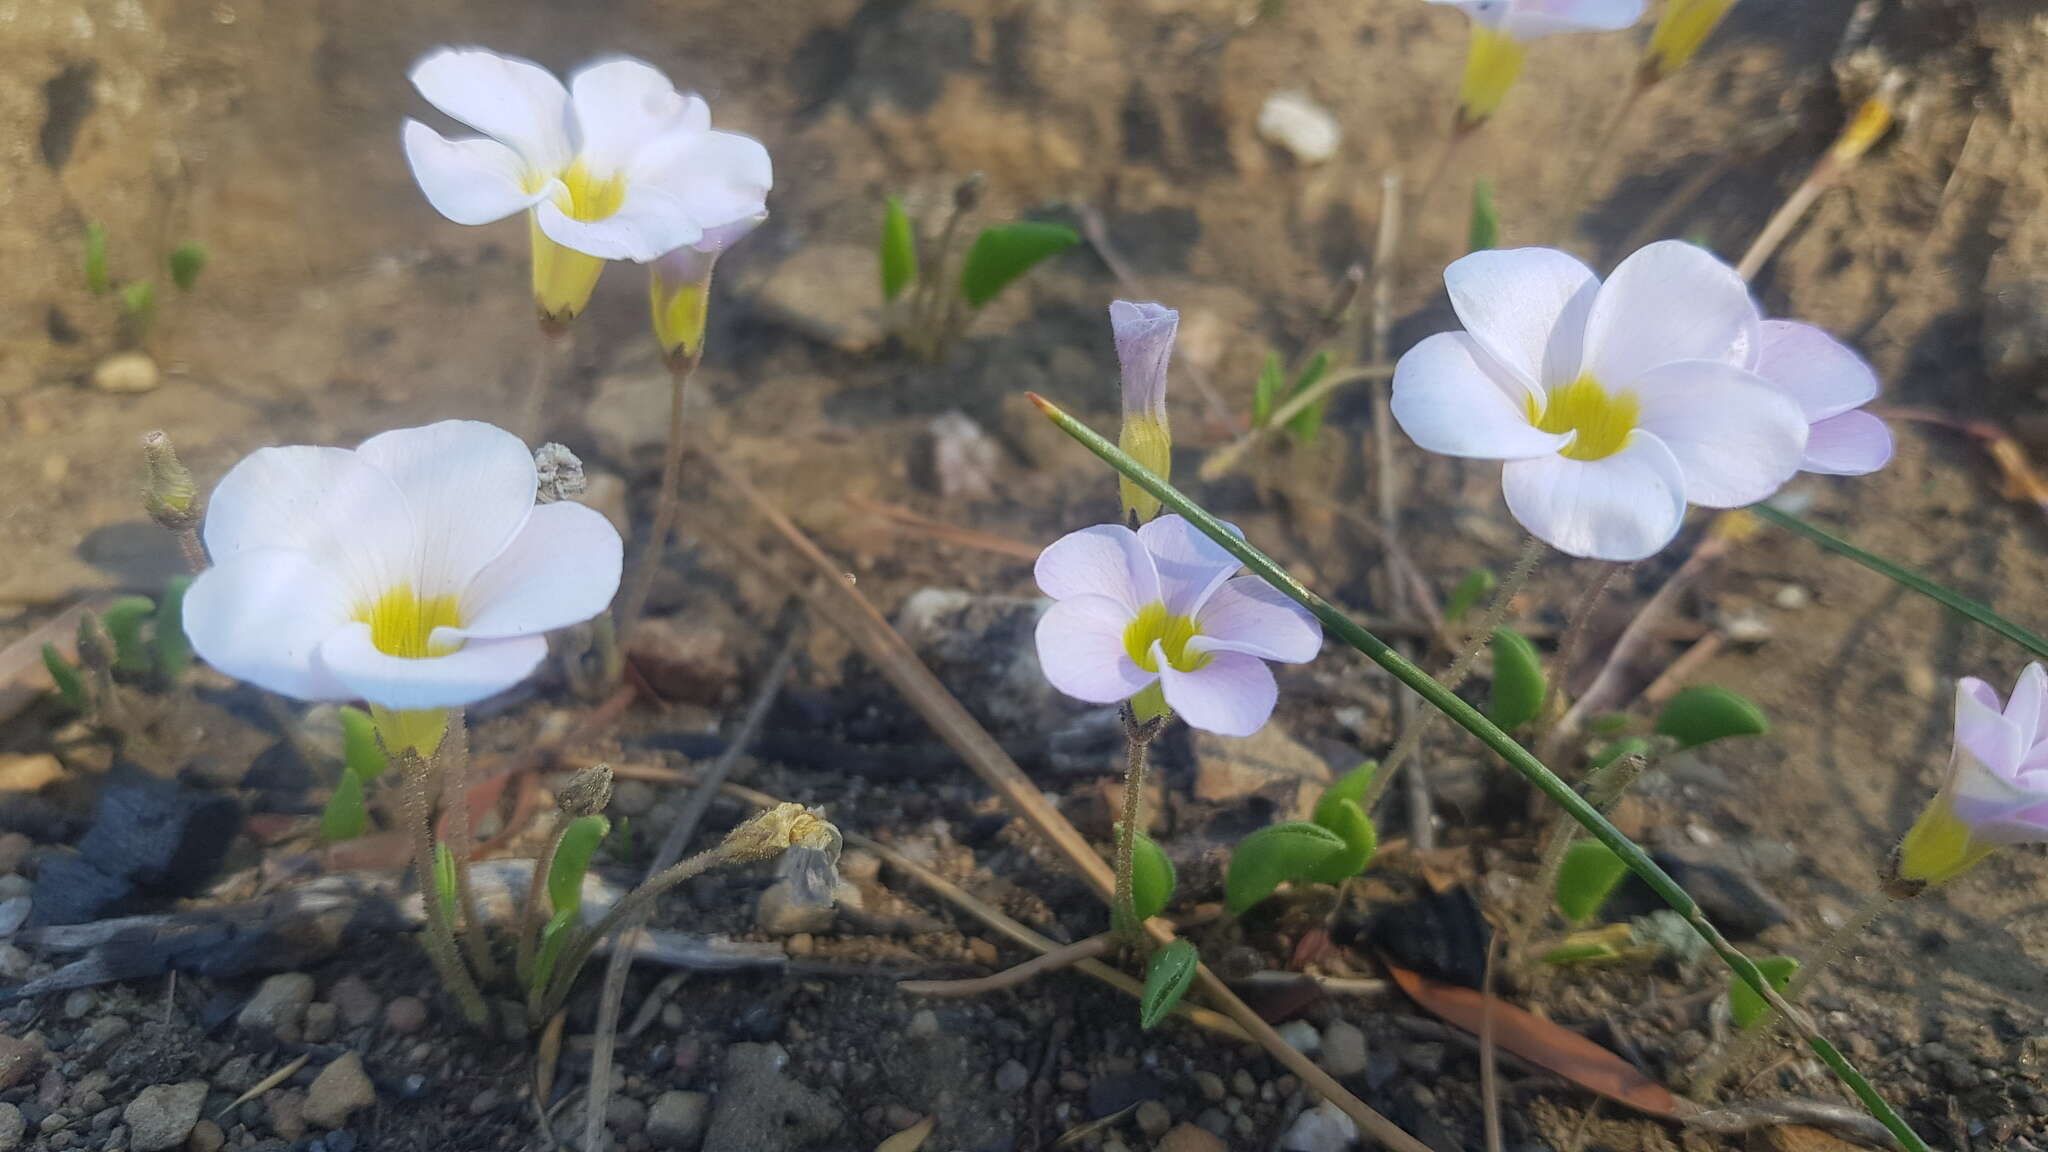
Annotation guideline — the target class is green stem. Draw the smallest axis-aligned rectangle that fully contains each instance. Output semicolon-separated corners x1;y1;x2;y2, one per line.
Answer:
400;751;488;1026
1029;393;1933;1152
1754;503;2048;660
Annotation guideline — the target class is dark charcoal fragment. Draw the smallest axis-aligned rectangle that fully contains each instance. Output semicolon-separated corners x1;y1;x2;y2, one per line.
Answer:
27;776;239;926
1605;849;1788;940
1352;886;1492;990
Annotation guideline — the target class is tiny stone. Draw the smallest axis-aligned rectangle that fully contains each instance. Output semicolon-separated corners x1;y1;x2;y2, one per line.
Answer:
0;1104;20;1152
1256;91;1341;163
1320;1020;1367;1078
1058;1070;1088;1093
267;1093;306;1142
186;1120;225;1152
1135;1100;1172;1138
0;1036;38;1090
122;1082;206;1152
907;1009;940;1040
1194;1071;1225;1103
1401;1042;1446;1075
384;997;427;1035
1159;1126;1226;1152
301;1004;337;1044
62;990;96;1019
0;833;29;873
660;1003;685;1031
303;1053;375;1128
784;933;814;957
606;1096;648;1135
1773;584;1810;609
468;1090;500;1117
1230;1070;1256;1098
1278;1100;1357;1152
238;974;316;1041
645;1090;708;1150
994;1060;1030;1095
1275;1020;1319;1053
91;352;160;394
326;977;381;1029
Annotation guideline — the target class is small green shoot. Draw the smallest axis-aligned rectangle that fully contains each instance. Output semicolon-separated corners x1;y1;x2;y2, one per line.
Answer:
1283;350;1332;444
1468;179;1500;252
958;221;1078;308
1444;568;1497;626
1253;352;1284;429
1225;821;1347;915
1655;685;1768;749
1305;797;1377;884
41;644;89;712
153;577;193;680
339;706;389;782
880;198;917;303
1556;839;1629;925
120;279;157;322
100;596;157;678
84;222;110;295
1140;939;1200;1030
321;770;369;843
1488;627;1545;731
433;842;460;926
168;244;208;292
1313;761;1377;827
548;814;612;918
1728;955;1801;1030
1128;830;1176;922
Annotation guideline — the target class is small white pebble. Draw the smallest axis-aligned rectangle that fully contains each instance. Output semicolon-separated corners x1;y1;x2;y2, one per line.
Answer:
1257;91;1341;164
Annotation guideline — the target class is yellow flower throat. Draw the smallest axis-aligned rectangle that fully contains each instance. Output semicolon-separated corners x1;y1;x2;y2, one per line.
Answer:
1123;602;1211;674
359;586;463;660
1530;375;1639;462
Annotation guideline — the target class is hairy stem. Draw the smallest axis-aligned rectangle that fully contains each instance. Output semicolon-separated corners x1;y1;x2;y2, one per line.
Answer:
514;815;566;987
1533;561;1628;768
615;347;705;642
400;751;487;1026
437;710;496;982
1113;717;1157;943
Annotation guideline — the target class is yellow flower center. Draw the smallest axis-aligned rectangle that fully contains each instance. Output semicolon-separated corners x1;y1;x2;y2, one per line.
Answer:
359;586;463;660
1123;602;1211;674
1529;374;1639;462
546;159;627;223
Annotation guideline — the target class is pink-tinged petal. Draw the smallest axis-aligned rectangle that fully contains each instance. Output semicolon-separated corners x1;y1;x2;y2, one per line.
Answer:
1972;797;2048;845
1754;320;1879;421
1035;524;1156;613
1035;595;1155;704
1443;247;1599;394
354;421;538;601
629;130;774;234
449;502;622;640
1584;240;1759;386
409;47;572;173
2004;664;2047;751
1629;360;1807;507
567;57;707;174
1191;577;1322;664
1392;333;1573;460
533;182;703;262
317;624;549;711
183;549;355;702
402;121;550;226
1111;301;1178;422
1137;514;1243;618
1501;432;1685;561
1801;410;1893;476
1946;740;2048;845
1158;646;1278;737
1954;676;2024;780
202;445;419;607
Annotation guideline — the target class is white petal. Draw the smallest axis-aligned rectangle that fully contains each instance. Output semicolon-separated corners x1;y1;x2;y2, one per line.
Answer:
1802;410;1893;475
1629;360;1808;507
1443;247;1598;393
1191;576;1322;664
1501;433;1686;561
402;121;549;226
354;421;538;600
1035;524;1157;614
2007;664;2048;751
1035;595;1156;704
630;129;774;232
449;502;622;639
1501;0;1645;36
1955;675;2024;780
1392;333;1573;460
317;624;549;711
1584;240;1759;387
183;549;355;701
410;46;572;172
533;182;702;262
1754;320;1879;421
1158;646;1278;737
202;445;419;607
568;57;708;174
1136;515;1243;618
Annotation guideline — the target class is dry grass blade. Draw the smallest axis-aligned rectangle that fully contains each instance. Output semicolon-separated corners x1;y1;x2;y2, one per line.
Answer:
708;452;1438;1152
215;1052;310;1119
899;933;1114;997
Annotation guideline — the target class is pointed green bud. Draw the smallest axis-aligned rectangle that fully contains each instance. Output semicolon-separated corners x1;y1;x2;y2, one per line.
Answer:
1110;301;1179;523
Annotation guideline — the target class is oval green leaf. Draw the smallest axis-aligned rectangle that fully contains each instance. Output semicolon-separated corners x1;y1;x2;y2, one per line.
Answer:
1285;350;1332;444
1253;351;1284;429
548;814;612;917
1313;761;1378;830
41;643;88;713
1555;839;1629;925
1129;830;1176;923
320;769;368;843
1655;685;1768;749
339;705;389;782
1444;568;1497;626
1305;797;1378;885
1140;939;1200;1030
1488;627;1546;731
1225;821;1347;916
880;197;916;303
432;841;459;923
1728;955;1800;1030
958;221;1078;308
169;243;208;292
153;576;193;681
101;596;157;677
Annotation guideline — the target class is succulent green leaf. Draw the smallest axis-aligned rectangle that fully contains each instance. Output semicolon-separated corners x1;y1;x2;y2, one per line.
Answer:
1444;568;1497;626
1253;351;1284;429
153;576;193;680
101;596;157;677
1284;350;1331;444
958;221;1078;307
41;643;89;712
432;842;459;925
1468;178;1500;253
1655;685;1769;749
120;278;157;321
320;770;368;843
1139;939;1200;1030
1555;839;1629;925
1225;821;1347;915
169;243;208;292
529;908;575;999
1488;627;1546;731
548;814;612;917
1728;955;1801;1030
1313;761;1378;829
339;706;389;781
1128;830;1177;923
1305;797;1378;884
880;198;917;303
84;222;110;295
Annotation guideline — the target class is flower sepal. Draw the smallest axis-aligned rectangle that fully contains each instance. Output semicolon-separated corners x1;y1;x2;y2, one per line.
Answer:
1887;788;1997;897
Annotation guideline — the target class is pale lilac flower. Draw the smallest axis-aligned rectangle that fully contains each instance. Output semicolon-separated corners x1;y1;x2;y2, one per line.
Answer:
1111;300;1179;523
1751;320;1894;476
1896;665;2048;888
183;421;622;712
1391;241;1810;561
1034;515;1321;737
1427;0;1645;39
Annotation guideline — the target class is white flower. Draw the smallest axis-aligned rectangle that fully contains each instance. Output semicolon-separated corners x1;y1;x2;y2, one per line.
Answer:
183;421;622;712
1427;0;1644;39
1751;320;1894;476
1392;241;1810;561
402;48;772;320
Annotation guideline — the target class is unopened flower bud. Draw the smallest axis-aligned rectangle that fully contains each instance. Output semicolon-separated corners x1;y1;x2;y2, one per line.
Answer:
557;762;614;818
721;802;841;866
1639;0;1738;86
141;430;200;528
533;442;587;504
1110;301;1179;524
649;213;766;362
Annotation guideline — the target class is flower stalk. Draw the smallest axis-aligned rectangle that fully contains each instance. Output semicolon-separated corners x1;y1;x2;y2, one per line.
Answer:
399;746;488;1026
1113;711;1164;942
